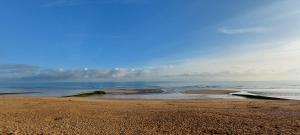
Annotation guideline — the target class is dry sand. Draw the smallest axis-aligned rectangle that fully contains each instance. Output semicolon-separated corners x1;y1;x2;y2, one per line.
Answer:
0;96;300;135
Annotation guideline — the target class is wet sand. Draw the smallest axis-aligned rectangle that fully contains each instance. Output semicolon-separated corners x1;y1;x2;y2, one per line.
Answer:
103;88;163;94
184;89;238;95
0;96;300;134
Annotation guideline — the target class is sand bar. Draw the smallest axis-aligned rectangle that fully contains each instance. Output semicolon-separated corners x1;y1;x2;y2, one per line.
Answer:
64;88;164;97
0;96;299;134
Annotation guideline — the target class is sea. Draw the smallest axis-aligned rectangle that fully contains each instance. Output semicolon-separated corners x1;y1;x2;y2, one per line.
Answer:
0;81;300;100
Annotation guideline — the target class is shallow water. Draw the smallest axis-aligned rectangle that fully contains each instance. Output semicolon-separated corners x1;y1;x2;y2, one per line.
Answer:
0;81;300;100
93;93;244;100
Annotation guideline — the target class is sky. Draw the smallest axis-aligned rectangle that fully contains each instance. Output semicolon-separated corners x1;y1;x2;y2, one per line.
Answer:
0;0;300;82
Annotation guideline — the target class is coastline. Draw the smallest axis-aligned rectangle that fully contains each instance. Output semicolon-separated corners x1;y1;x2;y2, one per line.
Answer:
1;88;292;100
0;96;299;134
183;89;238;95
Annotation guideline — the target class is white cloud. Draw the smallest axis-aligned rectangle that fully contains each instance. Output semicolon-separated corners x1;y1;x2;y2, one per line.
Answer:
218;1;300;36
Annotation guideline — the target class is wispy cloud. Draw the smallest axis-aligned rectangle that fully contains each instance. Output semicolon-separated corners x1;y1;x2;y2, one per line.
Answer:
219;27;271;34
169;40;300;81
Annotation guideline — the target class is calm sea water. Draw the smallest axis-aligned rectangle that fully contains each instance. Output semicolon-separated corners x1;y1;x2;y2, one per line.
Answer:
0;81;300;100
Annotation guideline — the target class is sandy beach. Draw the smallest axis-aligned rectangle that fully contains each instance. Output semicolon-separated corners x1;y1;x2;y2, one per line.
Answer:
0;96;300;134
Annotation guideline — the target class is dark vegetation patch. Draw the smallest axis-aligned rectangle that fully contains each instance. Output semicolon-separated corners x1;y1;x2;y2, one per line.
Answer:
0;92;40;95
232;93;289;100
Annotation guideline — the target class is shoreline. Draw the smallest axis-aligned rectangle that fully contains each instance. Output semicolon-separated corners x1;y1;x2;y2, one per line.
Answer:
183;89;239;95
1;88;292;100
0;96;299;134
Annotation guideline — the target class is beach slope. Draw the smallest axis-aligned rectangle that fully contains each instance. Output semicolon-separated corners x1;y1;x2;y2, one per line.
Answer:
0;96;299;134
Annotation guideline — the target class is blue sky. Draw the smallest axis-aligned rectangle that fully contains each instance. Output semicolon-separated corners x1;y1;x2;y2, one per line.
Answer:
1;0;300;82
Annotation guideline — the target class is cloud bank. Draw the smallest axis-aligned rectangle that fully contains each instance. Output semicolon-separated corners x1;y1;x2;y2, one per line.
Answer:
1;40;300;82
